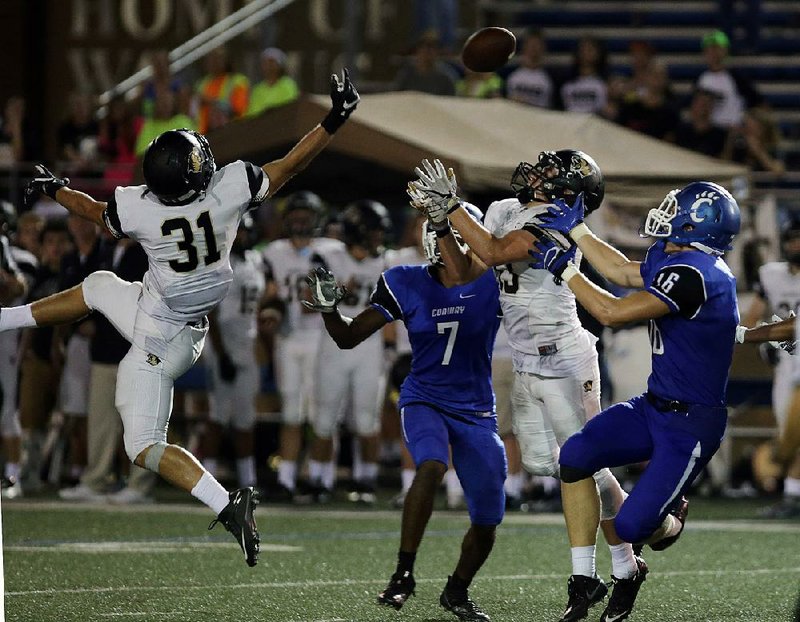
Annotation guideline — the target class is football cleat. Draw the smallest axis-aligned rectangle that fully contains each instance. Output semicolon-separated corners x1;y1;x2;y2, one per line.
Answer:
558;574;608;622
377;570;416;610
440;580;491;621
600;556;648;622
208;487;260;567
758;498;800;519
347;481;377;505
649;495;688;551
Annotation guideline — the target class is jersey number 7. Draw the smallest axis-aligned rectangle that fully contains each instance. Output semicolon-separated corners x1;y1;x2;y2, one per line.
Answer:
162;211;221;273
437;321;460;365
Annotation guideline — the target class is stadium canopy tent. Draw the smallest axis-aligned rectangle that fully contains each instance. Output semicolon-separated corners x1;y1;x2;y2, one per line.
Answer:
209;92;748;210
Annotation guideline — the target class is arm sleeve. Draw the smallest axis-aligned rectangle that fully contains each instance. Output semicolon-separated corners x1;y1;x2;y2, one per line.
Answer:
647;264;707;318
102;195;127;240
370;272;403;322
244;161;270;208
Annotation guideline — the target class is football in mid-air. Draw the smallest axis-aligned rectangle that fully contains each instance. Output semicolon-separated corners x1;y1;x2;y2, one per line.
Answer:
461;27;516;73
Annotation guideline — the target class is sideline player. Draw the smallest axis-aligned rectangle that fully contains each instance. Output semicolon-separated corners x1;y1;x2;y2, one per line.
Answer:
303;204;504;622
201;214;265;490
529;180;740;620
411;155;633;622
6;70;360;567
740;216;800;517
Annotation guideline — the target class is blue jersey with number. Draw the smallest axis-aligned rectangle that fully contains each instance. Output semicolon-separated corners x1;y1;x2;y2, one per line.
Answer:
370;265;501;417
640;240;739;406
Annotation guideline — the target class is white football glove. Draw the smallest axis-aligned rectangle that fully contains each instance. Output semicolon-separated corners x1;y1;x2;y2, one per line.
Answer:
407;183;449;232
411;158;461;226
301;267;346;314
771;312;797;355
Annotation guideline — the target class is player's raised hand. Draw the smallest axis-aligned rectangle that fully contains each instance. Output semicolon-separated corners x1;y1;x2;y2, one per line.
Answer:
407;183;449;232
321;68;360;134
528;235;577;284
535;192;585;237
25;164;70;207
301;267;346;314
413;159;459;206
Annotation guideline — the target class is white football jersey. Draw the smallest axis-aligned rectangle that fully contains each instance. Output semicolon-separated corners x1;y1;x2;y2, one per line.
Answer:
262;237;343;336
384;245;426;354
107;160;269;340
313;245;387;317
483;198;596;376
757;262;800;367
213;249;266;364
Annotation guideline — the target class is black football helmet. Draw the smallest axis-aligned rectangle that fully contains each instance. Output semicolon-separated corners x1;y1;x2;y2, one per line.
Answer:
340;199;392;249
283;191;323;238
510;149;604;215
781;212;800;264
142;129;216;206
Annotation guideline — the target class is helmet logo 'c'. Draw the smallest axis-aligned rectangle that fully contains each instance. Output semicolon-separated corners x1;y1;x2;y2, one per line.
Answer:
689;191;719;223
188;148;203;173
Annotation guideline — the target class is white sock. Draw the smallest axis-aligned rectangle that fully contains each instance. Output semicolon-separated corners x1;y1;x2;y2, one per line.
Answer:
236;456;257;488
4;462;19;481
784;477;800;498
505;472;523;498
359;462;378;486
278;460;297;491
308;460;324;486
401;468;415;493
0;305;34;331
191;471;230;515
321;460;335;491
203;458;218;478
571;545;596;577
542;476;559;495
445;469;463;501
609;542;638;579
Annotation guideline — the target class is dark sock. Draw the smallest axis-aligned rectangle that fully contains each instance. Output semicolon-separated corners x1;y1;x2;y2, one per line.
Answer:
397;550;416;575
447;573;470;593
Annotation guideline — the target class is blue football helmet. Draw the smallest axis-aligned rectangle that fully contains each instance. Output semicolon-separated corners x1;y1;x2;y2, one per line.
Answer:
422;202;483;266
643;181;740;255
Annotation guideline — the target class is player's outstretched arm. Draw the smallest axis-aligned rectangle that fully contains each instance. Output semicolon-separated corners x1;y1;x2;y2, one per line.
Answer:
262;69;359;197
25;165;106;227
736;316;794;344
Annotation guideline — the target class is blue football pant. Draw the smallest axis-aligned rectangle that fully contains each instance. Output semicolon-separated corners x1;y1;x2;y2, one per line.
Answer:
559;393;727;543
401;402;507;526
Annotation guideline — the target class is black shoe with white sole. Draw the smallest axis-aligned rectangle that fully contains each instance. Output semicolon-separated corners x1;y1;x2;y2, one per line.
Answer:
558;574;608;622
209;487;260;567
440;580;491;621
377;570;415;610
600;556;648;622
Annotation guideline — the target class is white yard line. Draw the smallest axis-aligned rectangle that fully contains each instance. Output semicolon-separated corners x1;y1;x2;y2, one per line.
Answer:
7;566;800;597
5;542;302;554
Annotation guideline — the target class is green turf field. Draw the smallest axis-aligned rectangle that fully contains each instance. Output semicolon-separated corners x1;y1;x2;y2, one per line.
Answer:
3;498;799;622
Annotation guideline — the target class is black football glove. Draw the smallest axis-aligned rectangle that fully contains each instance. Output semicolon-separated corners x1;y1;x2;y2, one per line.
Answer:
218;351;238;383
25;164;69;208
321;69;360;134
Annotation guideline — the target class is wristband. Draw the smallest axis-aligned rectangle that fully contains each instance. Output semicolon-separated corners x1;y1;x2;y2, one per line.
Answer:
434;224;452;238
735;325;747;344
446;198;462;214
321;109;346;135
570;223;591;242
560;263;580;283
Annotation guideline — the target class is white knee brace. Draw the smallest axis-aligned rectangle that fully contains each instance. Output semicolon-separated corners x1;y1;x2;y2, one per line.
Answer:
142;441;168;473
593;467;628;521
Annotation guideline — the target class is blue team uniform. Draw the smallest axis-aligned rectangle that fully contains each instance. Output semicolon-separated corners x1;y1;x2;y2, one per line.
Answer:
371;265;507;525
559;241;739;543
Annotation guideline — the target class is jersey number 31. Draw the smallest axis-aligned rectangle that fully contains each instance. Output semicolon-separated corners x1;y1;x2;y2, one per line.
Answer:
162;211;221;273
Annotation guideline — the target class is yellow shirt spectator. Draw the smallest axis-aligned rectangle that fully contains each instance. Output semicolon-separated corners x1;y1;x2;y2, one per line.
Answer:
135;114;197;156
246;47;299;117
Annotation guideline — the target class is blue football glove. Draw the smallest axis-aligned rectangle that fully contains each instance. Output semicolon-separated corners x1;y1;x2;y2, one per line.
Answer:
535;192;585;236
528;236;577;284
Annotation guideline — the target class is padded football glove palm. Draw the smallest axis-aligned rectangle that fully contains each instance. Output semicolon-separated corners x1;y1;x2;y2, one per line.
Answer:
301;267;346;314
528;236;577;284
535;192;585;237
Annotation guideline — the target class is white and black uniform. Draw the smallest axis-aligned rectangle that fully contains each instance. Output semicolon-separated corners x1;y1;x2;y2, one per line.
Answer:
312;245;387;438
262;237;341;426
483;198;602;480
755;262;800;431
0;242;36;438
206;248;266;431
95;159;269;460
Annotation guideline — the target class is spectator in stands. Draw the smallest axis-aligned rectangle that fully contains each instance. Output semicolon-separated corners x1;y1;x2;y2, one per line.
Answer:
0;97;40;166
674;88;728;158
194;47;249;134
58;93;101;173
134;88;196;157
456;68;502;98
394;32;457;97
723;108;786;174
412;0;458;53
15;212;44;258
98;97;139;188
560;36;609;114
140;51;188;118
59;239;153;504
627;40;657;99
616;62;680;141
695;30;764;129
505;29;556;109
601;72;628;123
19;220;72;491
246;48;300;117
